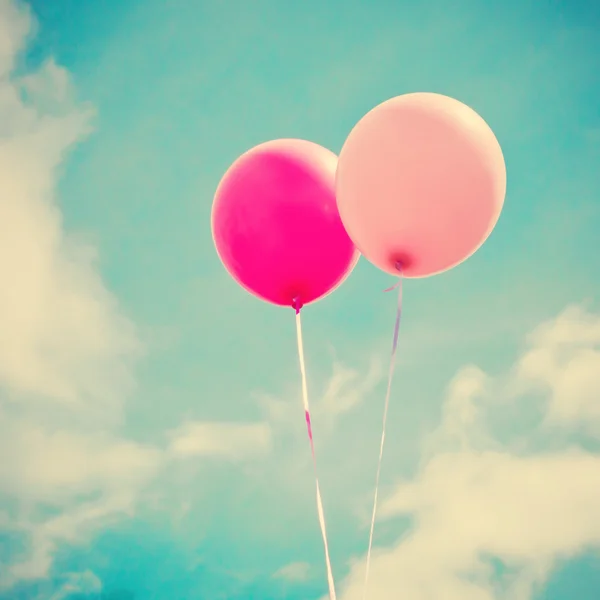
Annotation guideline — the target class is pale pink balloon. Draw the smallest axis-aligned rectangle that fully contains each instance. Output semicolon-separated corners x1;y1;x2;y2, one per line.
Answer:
211;139;359;309
336;93;506;278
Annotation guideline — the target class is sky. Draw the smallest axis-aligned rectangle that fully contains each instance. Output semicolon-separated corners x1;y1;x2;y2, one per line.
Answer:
0;0;599;598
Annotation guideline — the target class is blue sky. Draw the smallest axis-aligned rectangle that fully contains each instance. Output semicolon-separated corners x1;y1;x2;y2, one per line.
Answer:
0;0;599;598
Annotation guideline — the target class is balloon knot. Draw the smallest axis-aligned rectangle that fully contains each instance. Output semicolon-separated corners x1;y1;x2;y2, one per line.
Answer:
384;260;405;292
292;296;303;314
390;252;412;274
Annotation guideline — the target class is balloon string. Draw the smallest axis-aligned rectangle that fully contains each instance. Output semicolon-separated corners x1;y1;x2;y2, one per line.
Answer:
294;302;337;600
363;274;403;600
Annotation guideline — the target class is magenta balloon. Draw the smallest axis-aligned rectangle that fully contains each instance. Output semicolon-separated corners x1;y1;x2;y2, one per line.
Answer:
211;139;359;308
336;93;506;278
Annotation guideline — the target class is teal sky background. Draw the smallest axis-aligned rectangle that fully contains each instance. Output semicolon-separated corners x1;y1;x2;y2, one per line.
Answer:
1;0;600;598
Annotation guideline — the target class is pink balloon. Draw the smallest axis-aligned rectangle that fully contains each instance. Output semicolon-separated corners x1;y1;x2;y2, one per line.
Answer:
336;93;506;278
211;139;359;308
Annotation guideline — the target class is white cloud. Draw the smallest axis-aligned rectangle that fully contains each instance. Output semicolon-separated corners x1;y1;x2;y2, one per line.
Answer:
423;364;495;455
273;561;311;582
258;355;383;435
0;2;163;589
48;570;102;600
316;357;383;425
168;421;272;460
0;0;28;78
4;493;139;585
0;407;163;586
332;304;600;600
514;304;600;433
0;411;162;504
0;1;139;421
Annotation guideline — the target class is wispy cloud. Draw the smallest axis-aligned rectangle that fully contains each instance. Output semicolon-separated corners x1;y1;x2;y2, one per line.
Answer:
48;570;102;600
316;357;383;425
273;561;311;582
0;411;162;505
0;5;138;424
514;304;600;433
258;354;383;435
0;0;149;588
168;421;272;460
332;304;600;600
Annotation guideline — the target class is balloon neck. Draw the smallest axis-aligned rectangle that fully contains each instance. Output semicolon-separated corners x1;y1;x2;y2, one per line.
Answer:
292;296;303;314
390;252;411;274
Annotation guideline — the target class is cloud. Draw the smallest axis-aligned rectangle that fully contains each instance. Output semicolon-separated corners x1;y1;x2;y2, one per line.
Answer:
332;304;600;600
168;421;272;460
258;354;383;436
513;304;600;433
273;561;311;582
316;357;383;425
0;411;162;505
4;493;141;586
0;1;139;422
48;570;102;600
0;413;162;587
0;0;28;78
0;1;151;588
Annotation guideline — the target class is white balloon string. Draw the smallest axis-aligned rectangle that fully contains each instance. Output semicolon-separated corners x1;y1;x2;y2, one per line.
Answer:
363;274;403;600
295;304;337;600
